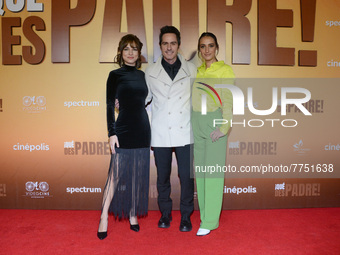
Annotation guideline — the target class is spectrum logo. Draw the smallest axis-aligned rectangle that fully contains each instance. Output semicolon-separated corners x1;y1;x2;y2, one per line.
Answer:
325;20;340;27
228;141;277;155
64;141;111;155
23;96;46;113
64;100;100;108
66;186;102;194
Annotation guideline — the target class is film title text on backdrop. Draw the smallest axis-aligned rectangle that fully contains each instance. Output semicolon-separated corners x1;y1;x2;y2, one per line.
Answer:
1;0;316;66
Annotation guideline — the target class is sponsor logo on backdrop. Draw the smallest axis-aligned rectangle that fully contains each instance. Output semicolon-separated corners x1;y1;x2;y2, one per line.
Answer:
24;181;52;199
23;96;46;113
327;60;340;67
13;143;50;152
325;20;340;27
277;99;324;113
0;184;6;197
0;98;3;112
293;140;310;155
228;141;277;155
66;187;101;194
275;182;320;197
325;143;340;151
64;100;100;108
64;141;110;155
224;185;257;195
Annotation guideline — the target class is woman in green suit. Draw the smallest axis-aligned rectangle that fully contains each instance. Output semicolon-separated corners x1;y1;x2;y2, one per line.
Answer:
192;32;235;236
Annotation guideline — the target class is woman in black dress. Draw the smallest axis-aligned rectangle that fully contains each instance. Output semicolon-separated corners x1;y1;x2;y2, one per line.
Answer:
97;34;151;240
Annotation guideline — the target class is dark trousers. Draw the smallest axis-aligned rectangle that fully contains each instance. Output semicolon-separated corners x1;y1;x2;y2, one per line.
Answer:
153;144;194;218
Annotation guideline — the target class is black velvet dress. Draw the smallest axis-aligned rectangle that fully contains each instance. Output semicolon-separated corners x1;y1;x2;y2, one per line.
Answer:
102;64;151;219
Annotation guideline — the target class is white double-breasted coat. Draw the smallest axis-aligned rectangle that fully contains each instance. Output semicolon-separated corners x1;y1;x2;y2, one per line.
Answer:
145;54;197;147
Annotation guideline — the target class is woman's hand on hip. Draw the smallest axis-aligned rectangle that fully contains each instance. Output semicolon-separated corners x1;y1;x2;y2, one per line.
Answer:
109;135;120;154
210;128;225;142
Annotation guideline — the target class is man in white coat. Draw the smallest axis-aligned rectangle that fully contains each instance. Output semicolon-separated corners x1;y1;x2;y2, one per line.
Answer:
145;26;197;232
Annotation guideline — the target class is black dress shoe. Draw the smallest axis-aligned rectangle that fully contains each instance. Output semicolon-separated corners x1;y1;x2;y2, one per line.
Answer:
97;231;107;240
179;218;192;232
158;215;172;228
130;223;140;232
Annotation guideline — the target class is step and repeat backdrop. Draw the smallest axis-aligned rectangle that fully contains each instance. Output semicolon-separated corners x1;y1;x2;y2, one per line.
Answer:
1;0;340;210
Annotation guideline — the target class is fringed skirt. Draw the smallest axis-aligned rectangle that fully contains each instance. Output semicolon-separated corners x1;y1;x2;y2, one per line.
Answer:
101;147;150;219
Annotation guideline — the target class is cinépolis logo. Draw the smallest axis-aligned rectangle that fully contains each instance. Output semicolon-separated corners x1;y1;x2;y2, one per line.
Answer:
327;59;340;68
13;143;49;152
324;143;340;151
199;84;312;128
224;185;257;195
64;141;110;155
275;182;320;197
228;141;277;156
23;96;46;113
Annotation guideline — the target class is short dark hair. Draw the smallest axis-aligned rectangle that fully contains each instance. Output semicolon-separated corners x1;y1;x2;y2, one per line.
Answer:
115;34;143;68
159;26;181;46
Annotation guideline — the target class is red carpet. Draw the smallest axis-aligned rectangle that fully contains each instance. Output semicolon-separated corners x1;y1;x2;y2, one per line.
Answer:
0;208;339;255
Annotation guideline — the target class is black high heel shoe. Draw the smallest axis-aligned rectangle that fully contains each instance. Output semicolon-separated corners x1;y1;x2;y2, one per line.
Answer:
97;217;108;240
97;231;107;240
129;217;140;232
129;222;140;232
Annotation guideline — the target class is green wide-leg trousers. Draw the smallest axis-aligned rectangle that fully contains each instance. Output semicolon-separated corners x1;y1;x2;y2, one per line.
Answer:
192;110;227;230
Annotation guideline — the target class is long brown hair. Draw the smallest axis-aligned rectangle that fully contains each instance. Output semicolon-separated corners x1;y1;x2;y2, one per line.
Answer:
114;34;143;68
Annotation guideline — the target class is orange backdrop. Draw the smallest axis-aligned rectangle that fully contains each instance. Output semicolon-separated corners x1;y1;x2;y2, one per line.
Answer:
0;0;339;210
